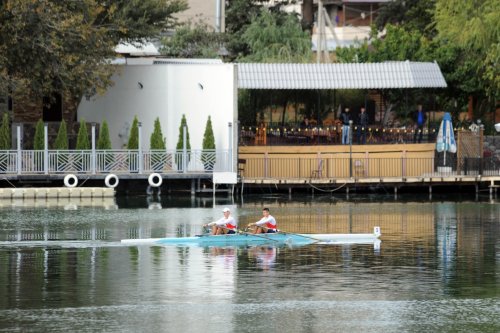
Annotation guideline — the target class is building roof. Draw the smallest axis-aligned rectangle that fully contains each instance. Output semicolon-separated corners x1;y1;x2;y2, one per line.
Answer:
237;61;447;89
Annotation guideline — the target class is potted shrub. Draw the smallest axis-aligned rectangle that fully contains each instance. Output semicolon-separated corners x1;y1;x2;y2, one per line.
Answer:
54;119;68;171
175;114;191;171
33;119;45;170
201;116;216;171
149;117;166;172
97;120;112;172
127;116;139;171
0;113;11;172
75;119;90;172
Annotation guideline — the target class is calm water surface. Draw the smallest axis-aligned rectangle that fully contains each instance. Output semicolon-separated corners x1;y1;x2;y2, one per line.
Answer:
0;194;499;332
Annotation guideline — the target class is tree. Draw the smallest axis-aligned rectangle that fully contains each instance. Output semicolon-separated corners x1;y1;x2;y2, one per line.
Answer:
375;0;437;37
97;120;112;150
54;120;68;150
150;117;166;149
175;114;191;171
435;0;500;100
201;116;216;170
76;119;90;150
239;9;312;63
176;114;191;150
33;119;45;150
0;0;188;102
97;120;112;171
160;23;226;58
127;116;139;149
0;113;11;150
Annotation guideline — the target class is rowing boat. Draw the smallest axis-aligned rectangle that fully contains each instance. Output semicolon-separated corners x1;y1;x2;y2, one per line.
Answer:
120;227;381;247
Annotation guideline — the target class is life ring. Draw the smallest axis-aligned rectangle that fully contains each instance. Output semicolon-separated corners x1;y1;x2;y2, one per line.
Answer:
104;174;119;188
63;174;78;188
148;173;163;187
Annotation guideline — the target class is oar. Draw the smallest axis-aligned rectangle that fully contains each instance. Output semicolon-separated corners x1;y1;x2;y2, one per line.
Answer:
275;230;321;243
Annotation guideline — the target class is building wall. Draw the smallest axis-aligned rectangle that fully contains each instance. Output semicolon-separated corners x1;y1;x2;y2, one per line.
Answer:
78;63;237;152
175;0;224;31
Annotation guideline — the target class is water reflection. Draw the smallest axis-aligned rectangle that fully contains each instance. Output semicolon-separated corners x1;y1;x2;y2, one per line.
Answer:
0;195;499;332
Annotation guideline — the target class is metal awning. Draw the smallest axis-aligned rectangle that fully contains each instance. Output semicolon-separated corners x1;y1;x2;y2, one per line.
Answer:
237;61;447;89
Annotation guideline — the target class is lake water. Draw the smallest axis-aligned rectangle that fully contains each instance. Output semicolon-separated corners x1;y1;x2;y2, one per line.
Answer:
0;193;499;332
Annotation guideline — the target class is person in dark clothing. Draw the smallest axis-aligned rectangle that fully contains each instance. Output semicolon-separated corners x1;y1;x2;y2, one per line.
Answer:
413;104;427;143
340;108;351;145
357;107;369;144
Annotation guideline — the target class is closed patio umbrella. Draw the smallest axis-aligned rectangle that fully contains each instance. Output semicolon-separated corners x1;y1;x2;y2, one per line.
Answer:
436;112;457;166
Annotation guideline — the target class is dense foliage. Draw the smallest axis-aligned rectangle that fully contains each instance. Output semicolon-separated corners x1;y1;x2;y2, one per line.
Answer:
0;113;11;150
54;120;68;150
97;120;112;150
33;119;45;150
175;114;191;150
0;0;187;100
150;117;166;150
127;116;139;150
75;119;90;150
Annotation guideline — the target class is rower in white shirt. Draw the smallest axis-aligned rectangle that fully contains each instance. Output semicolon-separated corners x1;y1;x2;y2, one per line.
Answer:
203;207;237;235
247;208;277;234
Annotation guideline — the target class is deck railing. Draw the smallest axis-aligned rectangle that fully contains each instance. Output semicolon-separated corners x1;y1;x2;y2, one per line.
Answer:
240;125;439;146
0;149;231;175
240;156;500;179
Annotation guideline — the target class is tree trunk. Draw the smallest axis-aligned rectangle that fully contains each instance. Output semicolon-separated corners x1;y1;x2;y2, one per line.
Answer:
302;0;314;32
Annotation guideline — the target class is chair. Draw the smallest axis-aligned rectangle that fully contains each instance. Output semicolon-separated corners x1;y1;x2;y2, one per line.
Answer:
238;158;246;178
354;160;365;177
311;160;323;178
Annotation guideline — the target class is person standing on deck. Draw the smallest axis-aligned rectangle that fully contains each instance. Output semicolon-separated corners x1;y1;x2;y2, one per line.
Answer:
204;207;237;235
247;208;277;234
413;104;427;143
357;107;369;144
341;107;351;144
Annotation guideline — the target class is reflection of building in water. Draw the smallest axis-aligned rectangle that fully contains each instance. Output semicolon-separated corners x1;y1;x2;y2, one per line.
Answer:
240;201;435;243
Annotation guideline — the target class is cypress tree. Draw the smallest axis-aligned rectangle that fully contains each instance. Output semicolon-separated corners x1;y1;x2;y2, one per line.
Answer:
76;119;90;150
127;116;139;149
54;120;68;150
0;113;11;150
201;116;215;169
97;120;112;149
175;114;191;150
202;116;215;150
150;117;166;149
33;119;45;150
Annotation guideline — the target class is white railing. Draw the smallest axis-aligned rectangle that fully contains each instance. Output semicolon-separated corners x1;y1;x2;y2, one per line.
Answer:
0;149;231;175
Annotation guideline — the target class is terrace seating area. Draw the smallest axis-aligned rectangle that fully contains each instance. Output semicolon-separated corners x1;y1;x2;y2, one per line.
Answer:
239;125;438;146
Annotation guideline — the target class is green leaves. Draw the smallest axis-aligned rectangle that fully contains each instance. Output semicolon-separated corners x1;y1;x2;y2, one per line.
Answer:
33;119;45;150
97;120;112;150
0;113;11;150
54;120;68;150
0;0;188;101
127;116;139;150
150;117;166;150
239;9;312;63
202;116;215;150
176;114;191;150
76;119;90;150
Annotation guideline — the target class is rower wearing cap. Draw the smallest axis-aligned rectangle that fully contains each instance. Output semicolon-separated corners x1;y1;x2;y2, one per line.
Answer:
203;208;237;235
247;208;277;234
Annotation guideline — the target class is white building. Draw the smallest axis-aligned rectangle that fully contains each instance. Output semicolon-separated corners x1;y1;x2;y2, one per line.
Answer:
78;58;237;153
